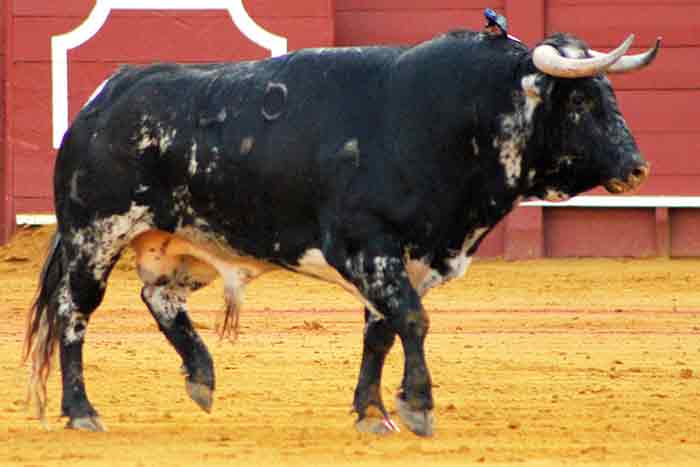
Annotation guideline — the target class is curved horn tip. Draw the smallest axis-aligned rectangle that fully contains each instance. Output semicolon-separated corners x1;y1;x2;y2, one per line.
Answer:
621;33;636;49
601;34;661;73
533;33;635;79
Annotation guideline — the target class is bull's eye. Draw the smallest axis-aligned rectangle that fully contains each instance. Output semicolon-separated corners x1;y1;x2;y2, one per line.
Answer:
571;93;585;108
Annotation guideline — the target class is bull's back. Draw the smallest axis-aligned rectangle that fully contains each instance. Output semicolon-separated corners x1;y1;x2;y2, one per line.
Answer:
57;48;398;253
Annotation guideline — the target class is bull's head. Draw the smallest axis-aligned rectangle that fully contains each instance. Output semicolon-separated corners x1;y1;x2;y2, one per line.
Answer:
525;33;659;201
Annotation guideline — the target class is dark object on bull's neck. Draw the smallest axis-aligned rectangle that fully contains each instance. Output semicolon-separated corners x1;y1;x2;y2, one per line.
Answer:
484;8;508;37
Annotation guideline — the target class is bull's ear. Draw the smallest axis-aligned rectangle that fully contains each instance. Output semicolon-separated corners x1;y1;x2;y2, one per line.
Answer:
520;73;549;102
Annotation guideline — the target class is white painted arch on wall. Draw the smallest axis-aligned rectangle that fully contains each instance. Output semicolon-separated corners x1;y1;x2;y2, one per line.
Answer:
51;0;288;148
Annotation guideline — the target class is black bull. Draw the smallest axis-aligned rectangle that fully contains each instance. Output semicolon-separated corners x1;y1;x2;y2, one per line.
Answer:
25;29;658;435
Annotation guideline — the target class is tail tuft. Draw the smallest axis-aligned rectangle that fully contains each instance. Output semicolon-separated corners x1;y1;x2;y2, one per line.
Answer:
23;232;64;425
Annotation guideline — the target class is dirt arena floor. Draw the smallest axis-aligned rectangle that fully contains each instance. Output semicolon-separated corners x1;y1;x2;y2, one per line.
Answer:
0;226;699;466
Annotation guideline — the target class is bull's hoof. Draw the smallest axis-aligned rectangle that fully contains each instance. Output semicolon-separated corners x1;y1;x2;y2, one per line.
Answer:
66;415;107;432
395;396;434;437
186;380;213;413
355;415;400;435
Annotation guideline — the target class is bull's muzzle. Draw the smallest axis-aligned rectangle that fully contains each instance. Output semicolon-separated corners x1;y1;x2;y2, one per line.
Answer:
604;162;650;194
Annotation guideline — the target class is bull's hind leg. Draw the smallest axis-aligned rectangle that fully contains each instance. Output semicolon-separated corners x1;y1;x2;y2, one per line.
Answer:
133;232;219;412
58;236;130;430
354;308;399;434
24;203;155;431
58;275;106;431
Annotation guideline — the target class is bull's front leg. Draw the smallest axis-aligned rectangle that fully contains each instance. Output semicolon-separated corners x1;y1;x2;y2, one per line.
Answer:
341;244;434;437
353;308;399;434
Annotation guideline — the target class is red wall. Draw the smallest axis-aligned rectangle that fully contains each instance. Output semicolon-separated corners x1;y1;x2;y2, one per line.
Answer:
335;1;504;46
0;2;5;238
0;0;11;243
1;0;698;257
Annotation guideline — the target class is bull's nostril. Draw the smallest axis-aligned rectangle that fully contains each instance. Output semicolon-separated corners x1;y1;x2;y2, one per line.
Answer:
631;168;644;178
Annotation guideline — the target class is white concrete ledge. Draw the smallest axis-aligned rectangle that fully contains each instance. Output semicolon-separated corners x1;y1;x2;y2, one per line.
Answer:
16;214;58;225
521;196;700;208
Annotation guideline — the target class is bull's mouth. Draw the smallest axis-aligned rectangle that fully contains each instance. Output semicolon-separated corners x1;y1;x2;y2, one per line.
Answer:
544;189;570;202
604;163;650;194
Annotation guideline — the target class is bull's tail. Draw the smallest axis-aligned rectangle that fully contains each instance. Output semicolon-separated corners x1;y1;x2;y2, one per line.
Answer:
23;231;64;426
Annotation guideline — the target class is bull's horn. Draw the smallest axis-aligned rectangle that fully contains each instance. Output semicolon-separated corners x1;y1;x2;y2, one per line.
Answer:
589;37;661;73
533;34;635;78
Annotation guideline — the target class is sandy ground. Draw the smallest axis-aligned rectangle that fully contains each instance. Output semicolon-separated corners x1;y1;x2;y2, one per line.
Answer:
0;226;699;466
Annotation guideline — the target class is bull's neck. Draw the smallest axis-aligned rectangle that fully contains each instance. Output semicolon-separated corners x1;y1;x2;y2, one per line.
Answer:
385;42;540;234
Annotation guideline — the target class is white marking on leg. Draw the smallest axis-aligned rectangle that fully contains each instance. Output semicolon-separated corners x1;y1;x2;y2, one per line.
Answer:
63;311;88;345
56;286;85;345
72;203;153;281
144;285;184;328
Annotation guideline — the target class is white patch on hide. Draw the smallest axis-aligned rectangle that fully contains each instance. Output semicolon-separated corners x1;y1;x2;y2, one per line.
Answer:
342;138;361;167
136;126;157;152
69;170;85;205
494;74;543;188
240;137;254;156
134;115;178;154
528;169;537;185
471;137;479;156
159;128;177;153
521;74;542;122
72;203;154;281
344;138;359;154
188;142;198;176
497;133;523;188
205;160;218;174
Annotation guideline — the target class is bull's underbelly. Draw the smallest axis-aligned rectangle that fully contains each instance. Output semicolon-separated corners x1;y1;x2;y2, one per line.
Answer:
128;230;472;318
130;229;276;293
